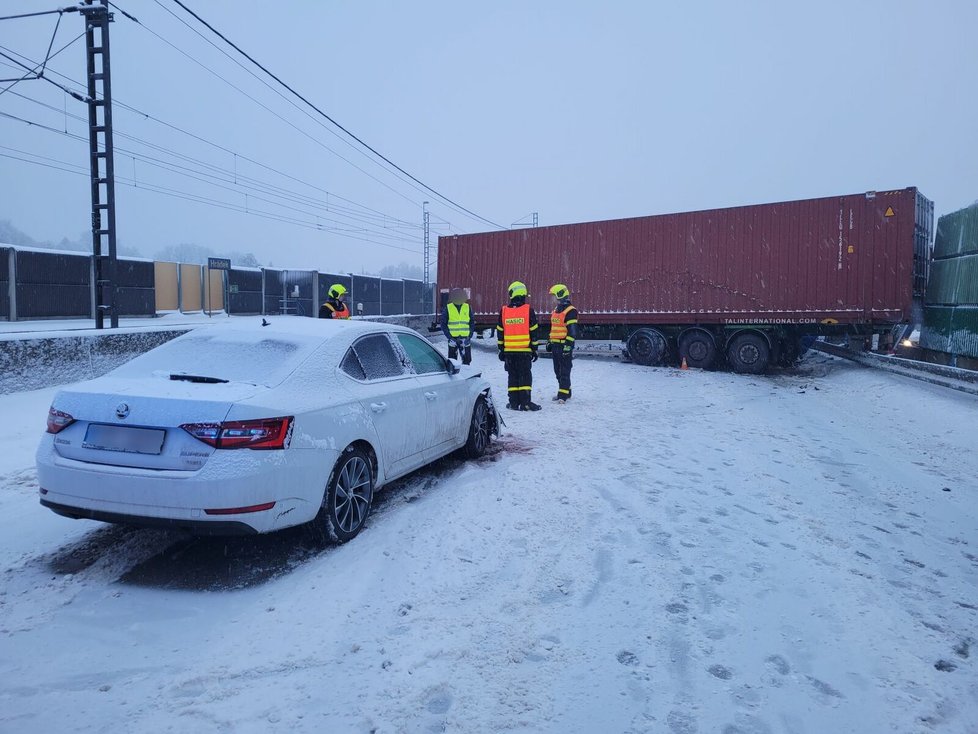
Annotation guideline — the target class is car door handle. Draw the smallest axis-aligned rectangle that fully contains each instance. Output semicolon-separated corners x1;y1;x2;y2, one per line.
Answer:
424;391;438;400
370;402;388;413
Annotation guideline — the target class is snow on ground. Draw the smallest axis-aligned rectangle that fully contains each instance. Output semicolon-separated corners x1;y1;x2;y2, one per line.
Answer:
0;346;976;733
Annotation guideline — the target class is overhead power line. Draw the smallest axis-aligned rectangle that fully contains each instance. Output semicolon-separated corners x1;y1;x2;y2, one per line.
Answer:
0;40;454;238
0;146;423;255
105;4;429;213
3;94;433;243
165;0;505;230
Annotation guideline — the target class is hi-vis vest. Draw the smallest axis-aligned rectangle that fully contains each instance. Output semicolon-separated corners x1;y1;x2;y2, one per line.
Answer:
446;302;471;337
327;301;350;319
501;304;531;352
550;306;572;343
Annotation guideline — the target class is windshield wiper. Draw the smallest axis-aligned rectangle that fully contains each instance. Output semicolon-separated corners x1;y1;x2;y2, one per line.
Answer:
169;373;229;384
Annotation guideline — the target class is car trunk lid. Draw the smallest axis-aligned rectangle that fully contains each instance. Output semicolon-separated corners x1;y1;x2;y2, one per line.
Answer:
49;376;264;471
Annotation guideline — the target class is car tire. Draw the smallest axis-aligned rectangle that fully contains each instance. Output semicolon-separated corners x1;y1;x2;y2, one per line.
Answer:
316;446;374;543
463;395;492;459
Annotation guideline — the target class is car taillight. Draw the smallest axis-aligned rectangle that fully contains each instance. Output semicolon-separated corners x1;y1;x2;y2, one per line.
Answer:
46;408;75;434
180;417;293;450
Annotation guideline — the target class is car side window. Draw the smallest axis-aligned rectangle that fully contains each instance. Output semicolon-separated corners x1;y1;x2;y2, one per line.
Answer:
340;347;367;381
395;333;448;375
352;334;405;380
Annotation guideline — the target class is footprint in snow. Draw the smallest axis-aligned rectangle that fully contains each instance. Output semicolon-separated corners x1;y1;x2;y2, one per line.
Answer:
616;650;639;666
422;684;453;714
806;675;844;699
764;655;790;676
708;664;733;680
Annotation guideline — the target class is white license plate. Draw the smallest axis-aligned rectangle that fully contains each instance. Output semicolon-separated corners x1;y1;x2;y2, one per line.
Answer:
83;424;166;455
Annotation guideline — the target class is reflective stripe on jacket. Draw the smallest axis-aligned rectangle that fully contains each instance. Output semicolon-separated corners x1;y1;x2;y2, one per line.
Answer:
446;302;472;337
550;304;578;343
500;304;532;352
322;300;350;319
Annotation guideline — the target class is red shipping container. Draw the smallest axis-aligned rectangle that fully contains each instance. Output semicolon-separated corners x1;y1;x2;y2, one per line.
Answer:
438;188;929;328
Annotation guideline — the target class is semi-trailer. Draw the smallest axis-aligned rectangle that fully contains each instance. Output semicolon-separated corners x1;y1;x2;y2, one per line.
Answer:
437;187;933;373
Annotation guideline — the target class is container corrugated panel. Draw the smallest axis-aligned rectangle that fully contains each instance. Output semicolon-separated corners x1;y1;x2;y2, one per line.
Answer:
933;203;978;258
926;259;960;305
921;305;978;359
438;188;922;326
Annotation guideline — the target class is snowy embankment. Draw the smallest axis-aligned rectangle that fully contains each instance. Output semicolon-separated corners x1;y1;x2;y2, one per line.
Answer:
0;349;976;733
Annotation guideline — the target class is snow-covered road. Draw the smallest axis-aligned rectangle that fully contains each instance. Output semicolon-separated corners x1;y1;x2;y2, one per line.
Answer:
1;350;976;733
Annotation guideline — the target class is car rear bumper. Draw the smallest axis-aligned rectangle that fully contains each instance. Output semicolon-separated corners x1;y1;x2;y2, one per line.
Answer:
36;436;339;534
40;499;258;535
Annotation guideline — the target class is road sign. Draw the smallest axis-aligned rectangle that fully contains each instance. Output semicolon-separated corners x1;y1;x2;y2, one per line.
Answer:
207;257;231;271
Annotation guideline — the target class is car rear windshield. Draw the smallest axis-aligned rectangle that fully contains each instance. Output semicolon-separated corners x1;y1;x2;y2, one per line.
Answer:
112;334;309;386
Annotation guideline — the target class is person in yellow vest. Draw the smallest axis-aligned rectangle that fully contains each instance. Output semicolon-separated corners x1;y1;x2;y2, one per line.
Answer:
319;284;351;319
496;281;541;411
440;288;475;364
547;284;579;403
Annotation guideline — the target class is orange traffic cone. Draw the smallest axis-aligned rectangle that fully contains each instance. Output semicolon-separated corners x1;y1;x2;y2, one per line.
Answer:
680;357;689;370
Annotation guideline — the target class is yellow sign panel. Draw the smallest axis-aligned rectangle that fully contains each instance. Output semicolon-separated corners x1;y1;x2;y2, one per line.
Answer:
884;206;895;217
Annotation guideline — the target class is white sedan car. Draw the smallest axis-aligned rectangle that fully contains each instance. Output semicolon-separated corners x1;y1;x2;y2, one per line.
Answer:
36;318;498;541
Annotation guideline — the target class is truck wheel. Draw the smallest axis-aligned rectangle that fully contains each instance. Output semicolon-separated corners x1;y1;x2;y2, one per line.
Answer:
627;328;667;366
727;333;770;374
679;330;717;369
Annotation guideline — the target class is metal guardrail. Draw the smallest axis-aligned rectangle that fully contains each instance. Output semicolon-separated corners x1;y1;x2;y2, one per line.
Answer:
813;341;978;396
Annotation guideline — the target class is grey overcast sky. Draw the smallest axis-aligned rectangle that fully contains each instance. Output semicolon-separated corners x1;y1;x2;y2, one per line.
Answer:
1;0;976;274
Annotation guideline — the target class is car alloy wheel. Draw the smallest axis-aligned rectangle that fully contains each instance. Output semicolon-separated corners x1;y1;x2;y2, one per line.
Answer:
318;447;374;543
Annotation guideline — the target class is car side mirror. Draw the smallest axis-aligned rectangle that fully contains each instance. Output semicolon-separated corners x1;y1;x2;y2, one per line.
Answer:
446;358;460;375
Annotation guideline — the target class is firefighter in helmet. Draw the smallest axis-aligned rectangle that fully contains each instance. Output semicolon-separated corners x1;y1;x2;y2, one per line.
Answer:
319;283;351;319
441;287;475;364
496;281;541;411
547;283;578;402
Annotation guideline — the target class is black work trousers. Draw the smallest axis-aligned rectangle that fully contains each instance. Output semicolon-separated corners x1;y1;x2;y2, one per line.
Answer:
504;353;533;406
551;347;573;399
448;340;472;365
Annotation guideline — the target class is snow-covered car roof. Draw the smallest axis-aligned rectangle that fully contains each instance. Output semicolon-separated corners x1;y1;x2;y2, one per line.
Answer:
107;317;423;387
